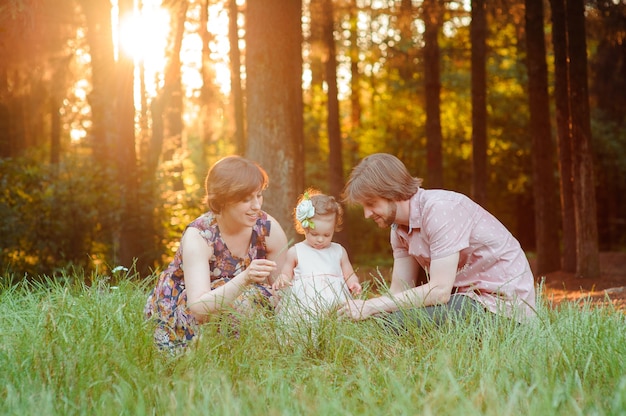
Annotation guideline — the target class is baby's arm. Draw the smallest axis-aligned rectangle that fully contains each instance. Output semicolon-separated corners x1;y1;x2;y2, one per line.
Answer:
271;246;298;290
340;245;362;295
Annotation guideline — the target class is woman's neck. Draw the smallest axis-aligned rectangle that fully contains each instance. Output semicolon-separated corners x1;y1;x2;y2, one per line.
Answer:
216;215;249;236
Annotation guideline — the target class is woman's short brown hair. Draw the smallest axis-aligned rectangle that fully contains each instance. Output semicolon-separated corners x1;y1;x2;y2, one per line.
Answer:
343;153;422;204
204;156;268;213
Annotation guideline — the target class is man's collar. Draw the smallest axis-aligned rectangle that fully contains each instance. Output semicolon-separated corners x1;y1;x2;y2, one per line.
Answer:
408;188;422;233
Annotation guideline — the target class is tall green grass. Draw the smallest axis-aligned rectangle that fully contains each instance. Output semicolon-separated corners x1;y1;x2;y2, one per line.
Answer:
1;273;624;415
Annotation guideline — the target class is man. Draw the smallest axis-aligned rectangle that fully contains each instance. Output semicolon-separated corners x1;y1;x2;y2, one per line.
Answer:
338;153;536;326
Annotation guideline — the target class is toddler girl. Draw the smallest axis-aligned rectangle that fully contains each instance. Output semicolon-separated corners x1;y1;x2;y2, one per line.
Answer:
273;189;362;330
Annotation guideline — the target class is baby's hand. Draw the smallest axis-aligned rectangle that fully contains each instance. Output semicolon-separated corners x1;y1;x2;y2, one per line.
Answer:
271;274;292;291
348;280;362;296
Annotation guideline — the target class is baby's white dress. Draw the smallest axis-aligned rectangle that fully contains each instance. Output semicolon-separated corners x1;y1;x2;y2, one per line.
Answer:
277;242;352;326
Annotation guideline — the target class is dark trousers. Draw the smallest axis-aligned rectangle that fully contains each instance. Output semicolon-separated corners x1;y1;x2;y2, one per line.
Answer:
380;294;492;332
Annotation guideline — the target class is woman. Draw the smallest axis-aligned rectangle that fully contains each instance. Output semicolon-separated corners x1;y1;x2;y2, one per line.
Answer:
144;156;289;349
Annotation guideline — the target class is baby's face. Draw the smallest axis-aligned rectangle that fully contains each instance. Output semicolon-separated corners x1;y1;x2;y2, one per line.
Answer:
304;215;335;250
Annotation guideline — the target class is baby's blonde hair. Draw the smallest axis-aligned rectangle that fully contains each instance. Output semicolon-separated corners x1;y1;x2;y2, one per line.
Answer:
294;188;344;235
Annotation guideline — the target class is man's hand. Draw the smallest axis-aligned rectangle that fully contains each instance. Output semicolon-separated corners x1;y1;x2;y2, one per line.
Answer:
338;299;373;321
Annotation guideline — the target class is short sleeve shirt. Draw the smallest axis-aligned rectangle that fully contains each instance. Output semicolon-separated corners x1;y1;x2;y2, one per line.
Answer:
391;188;536;321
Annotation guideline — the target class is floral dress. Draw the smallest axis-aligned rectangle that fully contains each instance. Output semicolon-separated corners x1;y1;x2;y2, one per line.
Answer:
144;211;273;349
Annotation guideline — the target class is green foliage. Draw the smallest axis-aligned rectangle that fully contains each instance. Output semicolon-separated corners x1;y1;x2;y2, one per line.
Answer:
303;85;332;191
154;156;205;267
1;275;625;415
0;155;122;278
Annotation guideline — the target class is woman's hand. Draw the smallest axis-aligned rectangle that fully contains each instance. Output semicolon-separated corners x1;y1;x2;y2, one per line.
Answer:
245;259;277;285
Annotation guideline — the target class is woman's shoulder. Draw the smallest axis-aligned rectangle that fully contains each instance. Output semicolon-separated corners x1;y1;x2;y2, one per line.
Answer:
188;211;218;230
254;211;272;235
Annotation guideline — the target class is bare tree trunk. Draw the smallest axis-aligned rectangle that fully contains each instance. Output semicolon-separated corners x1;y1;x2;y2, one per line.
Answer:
423;0;443;189
199;0;215;166
246;0;304;240
348;0;361;133
549;0;576;272
308;0;325;90
322;0;343;200
151;0;187;191
322;0;349;249
566;0;600;278
50;91;61;166
395;0;415;84
116;0;140;269
138;59;149;162
471;0;487;205
525;0;561;275
228;0;246;154
345;0;361;170
80;0;118;265
80;0;115;167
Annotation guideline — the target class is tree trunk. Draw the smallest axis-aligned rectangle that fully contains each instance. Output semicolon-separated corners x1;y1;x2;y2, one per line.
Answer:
323;0;343;200
348;0;361;133
322;0;349;249
50;91;61;166
470;0;488;205
308;0;325;90
116;0;140;270
423;0;443;189
549;0;576;272
228;0;246;155
246;0;304;241
566;0;600;278
395;0;415;84
80;0;117;266
345;0;361;170
151;0;187;191
524;0;561;275
80;0;116;167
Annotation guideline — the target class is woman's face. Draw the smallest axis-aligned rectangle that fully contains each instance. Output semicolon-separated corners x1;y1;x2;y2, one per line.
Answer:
221;189;264;227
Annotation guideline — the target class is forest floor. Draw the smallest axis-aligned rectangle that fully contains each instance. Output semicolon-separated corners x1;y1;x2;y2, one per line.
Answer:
536;251;626;311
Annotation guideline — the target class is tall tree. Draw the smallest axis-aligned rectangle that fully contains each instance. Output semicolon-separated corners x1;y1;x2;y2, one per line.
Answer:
566;0;600;278
79;0;119;269
394;0;416;84
228;0;246;154
199;0;212;156
308;0;326;90
348;0;362;134
524;0;561;275
549;0;576;272
246;0;305;239
80;0;116;167
470;0;488;205
150;0;187;188
322;0;344;200
116;0;141;269
423;0;444;188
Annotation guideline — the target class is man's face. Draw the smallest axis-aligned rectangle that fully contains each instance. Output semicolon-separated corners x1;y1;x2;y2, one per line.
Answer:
361;197;396;228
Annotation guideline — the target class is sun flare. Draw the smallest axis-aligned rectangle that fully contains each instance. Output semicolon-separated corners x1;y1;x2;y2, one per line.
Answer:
117;5;169;69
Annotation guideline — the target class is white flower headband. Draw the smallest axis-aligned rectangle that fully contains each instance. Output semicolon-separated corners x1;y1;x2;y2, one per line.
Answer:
295;191;315;229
